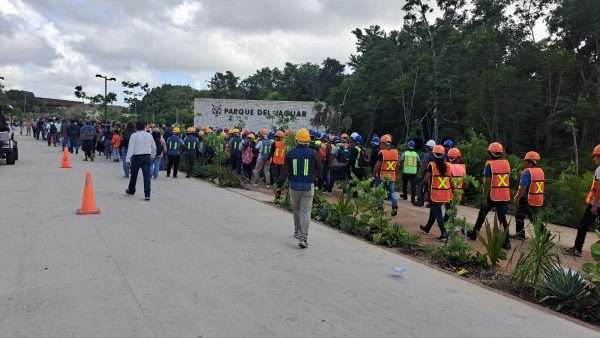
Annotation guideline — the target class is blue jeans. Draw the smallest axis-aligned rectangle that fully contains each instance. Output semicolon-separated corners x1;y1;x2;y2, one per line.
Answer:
375;178;398;209
127;154;152;198
151;157;162;179
121;147;129;177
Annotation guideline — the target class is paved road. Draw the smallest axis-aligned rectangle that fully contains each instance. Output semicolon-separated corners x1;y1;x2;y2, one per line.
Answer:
1;136;598;338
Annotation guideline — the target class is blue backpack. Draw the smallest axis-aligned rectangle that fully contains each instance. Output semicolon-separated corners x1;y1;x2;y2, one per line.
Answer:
336;145;350;163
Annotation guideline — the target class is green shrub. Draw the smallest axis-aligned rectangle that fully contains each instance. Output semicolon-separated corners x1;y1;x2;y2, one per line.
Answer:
431;235;477;267
478;216;507;268
545;166;593;226
582;232;600;298
373;223;420;248
511;220;559;291
537;265;590;311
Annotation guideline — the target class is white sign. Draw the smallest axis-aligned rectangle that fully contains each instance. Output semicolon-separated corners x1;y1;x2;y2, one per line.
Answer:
194;98;319;131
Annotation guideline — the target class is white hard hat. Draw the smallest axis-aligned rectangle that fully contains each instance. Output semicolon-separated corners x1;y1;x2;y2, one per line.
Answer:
350;132;359;140
425;139;436;148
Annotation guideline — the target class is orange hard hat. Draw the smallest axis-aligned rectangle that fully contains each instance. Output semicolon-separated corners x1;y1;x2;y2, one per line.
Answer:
275;130;285;138
448;147;462;161
432;145;446;158
380;134;392;144
524;151;541;162
488;142;504;154
593;144;600;157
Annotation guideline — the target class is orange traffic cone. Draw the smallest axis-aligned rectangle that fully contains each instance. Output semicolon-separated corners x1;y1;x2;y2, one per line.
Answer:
76;172;100;215
61;147;72;168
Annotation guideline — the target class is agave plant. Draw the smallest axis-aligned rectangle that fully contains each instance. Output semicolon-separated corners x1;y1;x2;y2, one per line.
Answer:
478;215;507;268
511;219;559;291
537;265;590;311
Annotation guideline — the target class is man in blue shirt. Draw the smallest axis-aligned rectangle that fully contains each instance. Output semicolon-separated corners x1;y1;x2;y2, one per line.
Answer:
278;128;322;249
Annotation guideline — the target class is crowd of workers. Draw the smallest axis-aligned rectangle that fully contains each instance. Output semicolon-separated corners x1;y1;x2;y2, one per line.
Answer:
16;116;600;253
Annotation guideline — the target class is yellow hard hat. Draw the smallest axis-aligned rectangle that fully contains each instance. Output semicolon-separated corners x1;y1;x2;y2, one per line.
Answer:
231;128;240;134
186;127;195;133
295;128;310;143
172;127;181;134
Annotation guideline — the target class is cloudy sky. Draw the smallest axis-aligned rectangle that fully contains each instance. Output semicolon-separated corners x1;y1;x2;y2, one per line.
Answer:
0;0;409;103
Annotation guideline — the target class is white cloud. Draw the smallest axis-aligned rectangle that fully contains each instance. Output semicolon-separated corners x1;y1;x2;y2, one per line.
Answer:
167;0;203;27
0;0;407;102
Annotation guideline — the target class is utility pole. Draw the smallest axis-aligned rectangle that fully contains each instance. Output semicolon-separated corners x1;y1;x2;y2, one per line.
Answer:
95;74;116;121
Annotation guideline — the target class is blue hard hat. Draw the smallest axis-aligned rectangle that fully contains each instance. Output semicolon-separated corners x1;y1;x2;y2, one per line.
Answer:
371;135;380;146
268;131;275;139
407;140;416;149
334;136;341;144
443;139;455;148
355;135;363;144
314;131;322;139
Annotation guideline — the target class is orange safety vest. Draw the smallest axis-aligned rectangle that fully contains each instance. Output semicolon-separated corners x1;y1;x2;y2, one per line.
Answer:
487;159;511;202
272;141;286;165
430;162;453;203
379;149;399;182
526;167;544;207
585;173;599;205
450;163;466;201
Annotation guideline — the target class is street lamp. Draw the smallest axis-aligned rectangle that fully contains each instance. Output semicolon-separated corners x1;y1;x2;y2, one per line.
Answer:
95;74;116;121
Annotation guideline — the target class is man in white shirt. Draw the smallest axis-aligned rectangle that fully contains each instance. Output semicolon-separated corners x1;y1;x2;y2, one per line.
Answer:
125;121;157;201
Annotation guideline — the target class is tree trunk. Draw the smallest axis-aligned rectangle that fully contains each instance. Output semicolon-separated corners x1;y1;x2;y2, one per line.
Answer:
572;125;579;176
420;8;439;141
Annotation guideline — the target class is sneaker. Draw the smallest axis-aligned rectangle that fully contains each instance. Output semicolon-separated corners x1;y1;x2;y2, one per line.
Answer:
511;232;527;241
419;225;430;234
266;185;271;189
465;229;477;241
438;233;449;241
400;194;408;200
502;240;511;250
253;183;259;187
125;189;134;196
563;247;582;257
298;241;308;249
144;196;151;201
391;208;398;216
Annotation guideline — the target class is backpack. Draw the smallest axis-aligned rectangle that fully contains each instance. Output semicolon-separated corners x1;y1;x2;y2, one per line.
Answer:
50;124;57;133
155;138;163;156
242;144;254;164
336;144;350;163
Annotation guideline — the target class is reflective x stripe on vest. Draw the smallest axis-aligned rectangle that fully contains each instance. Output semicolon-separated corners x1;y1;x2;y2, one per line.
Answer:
292;159;309;176
526;167;544;207
379;149;399;182
403;151;418;174
355;146;362;168
488;159;511;202
272;141;286;165
261;141;272;155
169;140;179;151
450;163;466;202
430;162;453;203
187;141;197;150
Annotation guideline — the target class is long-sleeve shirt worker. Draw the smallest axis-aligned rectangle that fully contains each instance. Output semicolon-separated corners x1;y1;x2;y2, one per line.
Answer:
126;130;156;163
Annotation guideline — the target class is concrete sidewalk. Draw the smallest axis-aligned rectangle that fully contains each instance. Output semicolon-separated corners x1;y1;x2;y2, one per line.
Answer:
0;135;598;338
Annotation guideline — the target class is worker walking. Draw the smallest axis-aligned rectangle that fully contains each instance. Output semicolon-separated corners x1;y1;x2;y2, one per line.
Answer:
271;131;287;200
416;139;436;206
278;128;322;249
373;134;399;216
166;127;183;178
445;147;467;223
183;127;200;178
228;128;243;175
419;145;452;240
513;151;545;240
400;140;420;204
467;142;512;249
565;145;600;257
349;134;367;180
252;129;273;187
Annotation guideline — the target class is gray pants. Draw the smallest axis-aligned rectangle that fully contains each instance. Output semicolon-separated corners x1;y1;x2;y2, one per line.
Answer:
290;186;315;242
252;157;271;185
